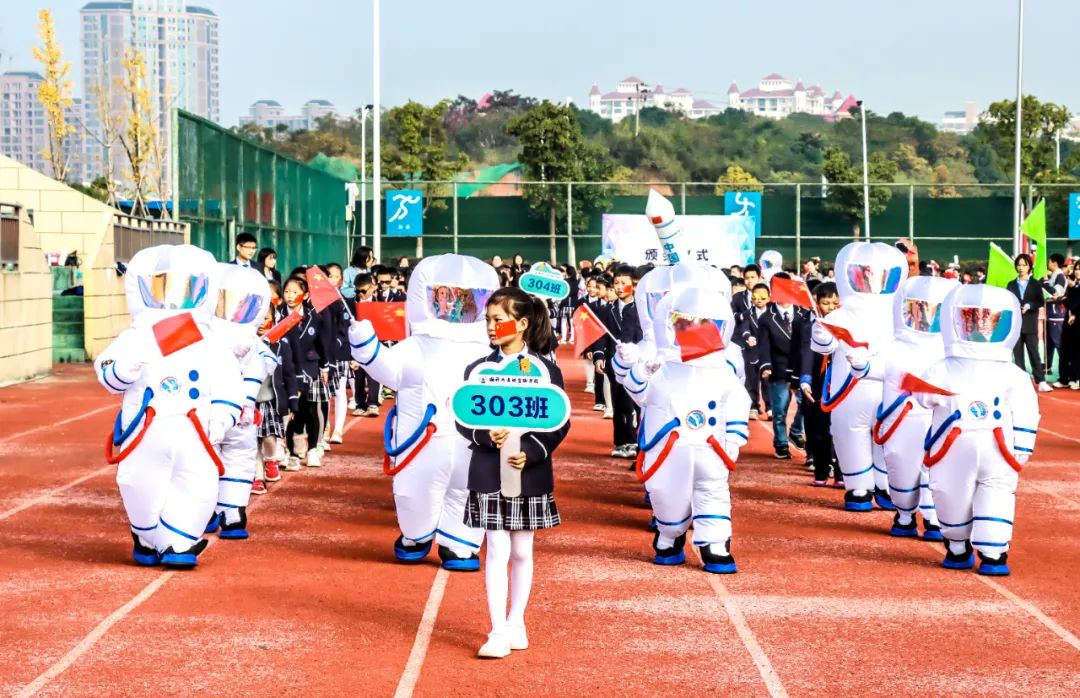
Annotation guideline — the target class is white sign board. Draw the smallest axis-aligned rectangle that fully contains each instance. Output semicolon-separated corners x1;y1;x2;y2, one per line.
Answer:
601;214;755;268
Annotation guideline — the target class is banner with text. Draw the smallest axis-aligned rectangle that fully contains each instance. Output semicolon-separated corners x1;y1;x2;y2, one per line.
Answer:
600;214;755;267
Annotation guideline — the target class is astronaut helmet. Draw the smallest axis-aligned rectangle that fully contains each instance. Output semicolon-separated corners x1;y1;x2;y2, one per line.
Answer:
210;262;271;337
654;286;734;367
406;253;500;341
940;283;1020;362
635;262;732;342
893;275;959;343
759;250;783;281
834;241;908;312
124;244;218;325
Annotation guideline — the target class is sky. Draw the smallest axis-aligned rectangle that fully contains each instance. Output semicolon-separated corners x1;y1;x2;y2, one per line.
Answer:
1;0;1078;126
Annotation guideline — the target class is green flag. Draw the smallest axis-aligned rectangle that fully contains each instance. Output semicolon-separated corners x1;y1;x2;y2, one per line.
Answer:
987;242;1018;288
1019;198;1047;278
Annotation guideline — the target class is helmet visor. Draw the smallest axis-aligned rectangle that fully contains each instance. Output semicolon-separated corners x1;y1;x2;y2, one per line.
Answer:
426;285;493;324
137;272;209;310
846;264;903;295
956;306;1013;343
901;299;942;333
216;289;265;325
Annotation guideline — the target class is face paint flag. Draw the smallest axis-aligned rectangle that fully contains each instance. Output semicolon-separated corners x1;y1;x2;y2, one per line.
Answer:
305;267;342;312
152;312;204;356
899;372;955;397
495;319;518;339
353;301;407;341
819;321;869;349
264;311;302;344
769;275;815;311
675;320;726;362
573;305;610;356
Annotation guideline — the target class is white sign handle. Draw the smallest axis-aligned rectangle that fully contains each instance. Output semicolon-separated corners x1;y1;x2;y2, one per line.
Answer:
500;429;524;498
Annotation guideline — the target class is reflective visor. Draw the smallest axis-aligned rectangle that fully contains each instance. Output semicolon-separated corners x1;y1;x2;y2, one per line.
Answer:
846;264;903;294
669;312;726;336
426;286;493;323
956;307;1013;343
901;299;942;333
137;272;209;310
216;289;264;325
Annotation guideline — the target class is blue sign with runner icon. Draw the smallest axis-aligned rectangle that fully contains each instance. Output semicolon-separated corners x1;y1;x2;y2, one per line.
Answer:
386;189;423;237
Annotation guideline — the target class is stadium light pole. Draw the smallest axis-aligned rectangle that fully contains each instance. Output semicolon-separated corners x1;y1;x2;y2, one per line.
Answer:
858;100;870;239
372;0;382;262
1012;0;1025;255
360;104;372;248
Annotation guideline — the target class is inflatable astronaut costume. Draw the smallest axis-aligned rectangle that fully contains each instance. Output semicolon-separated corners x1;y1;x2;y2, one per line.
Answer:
627;286;751;574
873;276;957;541
95;245;245;568
812;242;908;511
914;284;1039;576
204;263;274;540
349;254;500;570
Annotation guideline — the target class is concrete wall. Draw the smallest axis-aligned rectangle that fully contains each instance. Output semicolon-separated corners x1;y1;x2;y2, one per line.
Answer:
0;204;52;385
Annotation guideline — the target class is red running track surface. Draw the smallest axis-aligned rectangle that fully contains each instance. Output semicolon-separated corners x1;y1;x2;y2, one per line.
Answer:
1;357;1080;696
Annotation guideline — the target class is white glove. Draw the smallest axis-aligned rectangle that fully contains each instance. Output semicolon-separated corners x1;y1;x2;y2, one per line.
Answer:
616;342;640;367
1015;451;1031;465
207;419;228;446
723;439;741;462
233;342;253;359
348;319;377;348
845;347;869;372
914;392;948;410
261;353;280;375
811;321;834;346
114;359;146;383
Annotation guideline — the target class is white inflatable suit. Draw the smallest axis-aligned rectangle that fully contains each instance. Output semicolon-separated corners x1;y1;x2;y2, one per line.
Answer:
873;276;956;540
349;254;499;570
627;286;751;574
813;242;908;511
914;284;1039;576
759;250;783;282
206;263;274;539
94;245;245;568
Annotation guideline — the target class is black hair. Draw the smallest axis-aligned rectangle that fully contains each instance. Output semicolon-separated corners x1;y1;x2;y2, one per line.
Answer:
771;271;792;281
594;274;614;288
611;264;635;279
326;262;343;274
287;265;308;279
235;232;257;247
256;247;276;266
354;273;373;289
284;276;308;294
1050;253;1065;267
813;281;838;300
731;276;746;288
752;283;770;294
1014;253;1033;269
372;265;393;278
743;264;761;276
488;287;556;355
350;246;374;269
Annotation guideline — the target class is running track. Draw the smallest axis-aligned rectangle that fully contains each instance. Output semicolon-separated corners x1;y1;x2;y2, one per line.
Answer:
2;360;1080;696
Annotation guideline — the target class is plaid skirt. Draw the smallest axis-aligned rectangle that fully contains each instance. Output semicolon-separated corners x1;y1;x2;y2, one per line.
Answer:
328;359;353;386
464;490;560;531
300;373;330;403
257;400;285;438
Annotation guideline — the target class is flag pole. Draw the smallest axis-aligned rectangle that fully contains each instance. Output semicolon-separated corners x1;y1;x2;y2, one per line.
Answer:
1012;0;1025;256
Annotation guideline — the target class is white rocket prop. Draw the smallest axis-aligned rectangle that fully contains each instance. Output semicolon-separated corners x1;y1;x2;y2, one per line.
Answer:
646;189;684;265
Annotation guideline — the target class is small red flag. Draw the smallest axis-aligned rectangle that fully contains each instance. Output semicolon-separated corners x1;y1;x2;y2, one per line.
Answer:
899;372;955;397
769;275;815;311
152;312;203;357
819;321;869;349
676;321;725;362
495;319;518;339
354;301;407;341
305;267;343;313
573;305;609;356
264;311;302;344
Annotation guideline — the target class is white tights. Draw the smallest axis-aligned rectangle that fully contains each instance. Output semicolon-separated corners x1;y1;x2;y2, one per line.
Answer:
484;529;535;633
332;377;348;434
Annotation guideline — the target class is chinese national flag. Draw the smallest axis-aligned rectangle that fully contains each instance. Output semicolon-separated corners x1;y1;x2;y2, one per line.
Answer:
152;312;203;356
573;305;608;356
769;275;815;311
819;321;869;349
305;267;342;312
899;372;955;397
354;301;407;341
676;321;725;362
264;311;302;344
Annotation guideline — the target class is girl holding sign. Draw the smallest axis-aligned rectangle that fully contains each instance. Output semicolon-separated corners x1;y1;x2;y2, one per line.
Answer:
459;287;570;659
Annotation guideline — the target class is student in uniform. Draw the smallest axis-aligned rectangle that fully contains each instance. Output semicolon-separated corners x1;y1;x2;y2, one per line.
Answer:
323;263;355;443
459;287;570;659
799;282;842;487
348;273;382;417
282;276;331;468
587;274;615;416
594;265;643;459
757;274;809;460
253;301;299;492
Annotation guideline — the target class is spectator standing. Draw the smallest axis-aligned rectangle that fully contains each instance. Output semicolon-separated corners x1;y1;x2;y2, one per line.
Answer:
1007;254;1052;392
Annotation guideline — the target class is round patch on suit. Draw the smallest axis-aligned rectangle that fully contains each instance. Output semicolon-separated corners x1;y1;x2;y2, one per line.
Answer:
307;327;316;336
686;410;705;430
968;401;988;420
160;377;180;394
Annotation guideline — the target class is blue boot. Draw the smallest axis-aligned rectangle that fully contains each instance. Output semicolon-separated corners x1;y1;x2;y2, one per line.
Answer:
394;535;432;563
700;541;737;574
889;513;919;538
131;533;160;567
438;545;480;571
204;512;222;534
218;507;249;540
942;541;975;570
977;551;1011;576
874;488;896;511
844;490;873;512
161;539;209;569
921;522;944;542
652;532;687;566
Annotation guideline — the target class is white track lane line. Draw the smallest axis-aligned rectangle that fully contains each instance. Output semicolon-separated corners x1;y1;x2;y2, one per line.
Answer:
691;547;789;698
0;464;115;522
15;417;363;695
393;568;451;698
1;404;114;444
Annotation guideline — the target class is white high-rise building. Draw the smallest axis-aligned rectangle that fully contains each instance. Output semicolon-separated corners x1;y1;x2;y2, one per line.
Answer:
239;99;338;132
80;0;219;190
0;72;86;182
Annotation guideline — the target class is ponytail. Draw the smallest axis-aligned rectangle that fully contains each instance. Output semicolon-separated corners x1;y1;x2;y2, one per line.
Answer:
487;287;557;355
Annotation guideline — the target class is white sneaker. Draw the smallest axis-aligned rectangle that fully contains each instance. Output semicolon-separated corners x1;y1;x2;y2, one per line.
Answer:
603;409;613;419
1070;381;1079;390
283;455;302;471
507;623;528;651
319;439;331;452
367;405;380;417
329;430;343;444
610;446;625;457
477;631;511;659
352;407;365;416
584;383;594;393
592;404;605;412
1052;381;1067;389
305;448;323;467
347;399;357;410
1038;381;1054;393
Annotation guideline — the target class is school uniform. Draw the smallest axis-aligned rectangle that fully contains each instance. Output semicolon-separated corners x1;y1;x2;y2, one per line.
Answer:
756;305;808;451
596;297;643;449
458;350;570;530
799;318;838;482
1006;276;1046;382
741;304;768;414
257;334;300;439
346;296;382;410
324;298;354;387
586;297;610;407
1044;270;1067;374
284;303;331;453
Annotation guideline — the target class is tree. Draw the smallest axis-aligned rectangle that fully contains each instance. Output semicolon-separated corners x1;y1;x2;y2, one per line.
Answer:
78;63;125;205
821;147;898;232
116;48;156;215
32;9;75;182
975;96;1074;182
506;101;615;254
382;100;466;213
714;164;763;195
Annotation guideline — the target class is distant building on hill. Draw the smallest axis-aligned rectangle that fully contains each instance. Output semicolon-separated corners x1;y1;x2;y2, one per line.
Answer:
939;101;980;135
727;74;851;119
239;99;337;131
587;76;722;122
